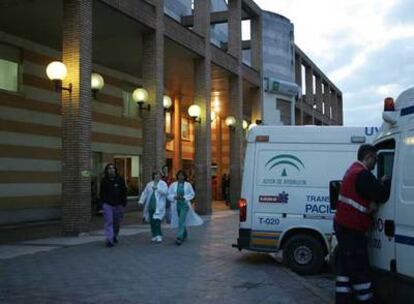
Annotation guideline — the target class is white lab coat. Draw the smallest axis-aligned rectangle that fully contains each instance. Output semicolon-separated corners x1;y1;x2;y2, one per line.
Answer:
168;181;203;228
138;180;168;222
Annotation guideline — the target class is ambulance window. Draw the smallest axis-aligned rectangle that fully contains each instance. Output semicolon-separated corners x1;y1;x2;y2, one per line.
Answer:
377;152;394;178
402;148;414;185
375;139;395;182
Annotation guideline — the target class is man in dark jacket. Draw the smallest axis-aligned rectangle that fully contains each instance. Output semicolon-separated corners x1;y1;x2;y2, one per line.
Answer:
100;163;127;247
334;144;390;303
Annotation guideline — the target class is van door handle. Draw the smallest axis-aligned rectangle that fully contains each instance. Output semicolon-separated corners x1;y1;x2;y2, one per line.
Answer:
384;220;395;237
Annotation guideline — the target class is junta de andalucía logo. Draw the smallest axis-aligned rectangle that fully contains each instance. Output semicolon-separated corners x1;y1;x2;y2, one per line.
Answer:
265;154;305;177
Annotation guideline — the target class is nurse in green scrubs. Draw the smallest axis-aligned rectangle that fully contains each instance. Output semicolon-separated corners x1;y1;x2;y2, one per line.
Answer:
138;171;168;243
176;175;189;243
168;170;203;245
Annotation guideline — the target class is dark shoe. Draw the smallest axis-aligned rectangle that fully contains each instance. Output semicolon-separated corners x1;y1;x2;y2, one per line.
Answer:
175;238;182;246
106;241;114;248
113;237;118;244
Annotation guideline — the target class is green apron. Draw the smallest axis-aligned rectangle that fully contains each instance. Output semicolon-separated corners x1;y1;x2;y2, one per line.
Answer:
176;182;189;241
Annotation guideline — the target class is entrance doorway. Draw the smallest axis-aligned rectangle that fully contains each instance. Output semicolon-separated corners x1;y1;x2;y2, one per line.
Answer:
114;155;141;197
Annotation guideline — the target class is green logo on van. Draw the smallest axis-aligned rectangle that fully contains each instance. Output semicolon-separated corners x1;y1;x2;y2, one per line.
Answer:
265;154;305;177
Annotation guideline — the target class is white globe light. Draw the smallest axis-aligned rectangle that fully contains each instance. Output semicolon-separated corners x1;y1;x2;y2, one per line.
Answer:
46;61;67;81
188;104;201;118
91;73;104;91
243;120;249;130
225;116;236;127
163;95;172;109
132;88;149;103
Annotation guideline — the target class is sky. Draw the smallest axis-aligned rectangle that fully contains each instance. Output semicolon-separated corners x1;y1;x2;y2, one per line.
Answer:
251;0;414;126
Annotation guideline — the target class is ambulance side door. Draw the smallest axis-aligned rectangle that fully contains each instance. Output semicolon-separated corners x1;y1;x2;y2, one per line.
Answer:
369;147;396;271
395;131;414;277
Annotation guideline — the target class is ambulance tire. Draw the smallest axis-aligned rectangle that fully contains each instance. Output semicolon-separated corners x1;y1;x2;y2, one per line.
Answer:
283;234;325;275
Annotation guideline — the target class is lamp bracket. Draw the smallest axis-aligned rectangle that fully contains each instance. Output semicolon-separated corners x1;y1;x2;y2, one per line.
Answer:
53;80;72;93
137;101;151;112
191;117;201;124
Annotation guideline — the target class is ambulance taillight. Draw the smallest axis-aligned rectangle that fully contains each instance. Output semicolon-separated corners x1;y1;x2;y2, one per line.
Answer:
239;198;247;222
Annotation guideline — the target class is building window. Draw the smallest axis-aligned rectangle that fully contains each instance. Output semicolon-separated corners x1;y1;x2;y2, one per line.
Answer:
122;90;138;117
165;111;172;134
301;65;306;95
0;43;20;93
312;75;316;95
114;155;141;197
181;117;190;140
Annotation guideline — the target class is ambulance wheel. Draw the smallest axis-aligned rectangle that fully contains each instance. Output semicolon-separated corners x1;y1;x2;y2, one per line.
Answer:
283;234;324;275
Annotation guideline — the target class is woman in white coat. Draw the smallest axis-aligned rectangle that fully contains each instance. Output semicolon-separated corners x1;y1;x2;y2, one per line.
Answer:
138;171;168;243
168;170;203;245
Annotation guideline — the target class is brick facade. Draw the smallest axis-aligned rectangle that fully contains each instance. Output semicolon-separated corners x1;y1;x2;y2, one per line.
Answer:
0;0;343;229
142;0;166;185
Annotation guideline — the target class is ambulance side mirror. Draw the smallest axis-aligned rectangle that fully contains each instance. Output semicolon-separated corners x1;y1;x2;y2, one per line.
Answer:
329;180;342;210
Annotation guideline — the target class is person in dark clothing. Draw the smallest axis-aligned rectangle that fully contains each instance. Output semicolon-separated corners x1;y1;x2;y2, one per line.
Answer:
100;163;127;248
221;174;230;205
91;178;99;214
334;144;390;303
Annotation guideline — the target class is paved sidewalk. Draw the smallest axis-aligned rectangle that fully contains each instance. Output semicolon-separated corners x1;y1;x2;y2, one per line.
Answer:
0;212;334;304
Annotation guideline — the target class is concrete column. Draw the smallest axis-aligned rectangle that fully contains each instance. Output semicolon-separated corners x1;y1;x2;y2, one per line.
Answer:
228;75;244;209
330;89;338;125
305;65;313;106
250;86;261;123
193;0;212;215
216;116;223;200
323;83;331;120
250;13;264;125
142;0;165;184
61;0;92;235
250;14;262;71
295;54;302;88
295;56;303;125
62;0;92;235
315;75;323;112
228;0;242;58
228;0;243;209
338;94;343;125
194;0;210;35
173;96;182;176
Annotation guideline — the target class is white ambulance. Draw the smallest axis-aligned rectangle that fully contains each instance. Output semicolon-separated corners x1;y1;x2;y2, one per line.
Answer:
232;125;378;274
330;87;414;302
